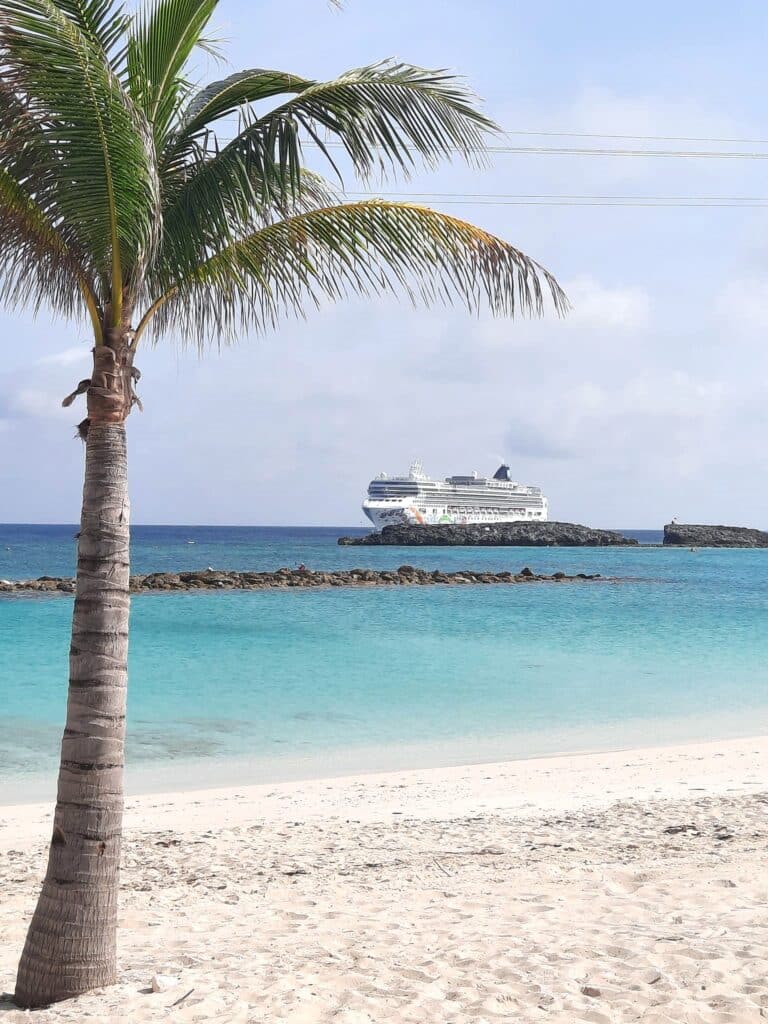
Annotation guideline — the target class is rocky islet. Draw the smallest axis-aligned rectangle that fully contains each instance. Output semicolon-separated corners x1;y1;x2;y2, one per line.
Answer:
339;521;638;547
662;523;768;547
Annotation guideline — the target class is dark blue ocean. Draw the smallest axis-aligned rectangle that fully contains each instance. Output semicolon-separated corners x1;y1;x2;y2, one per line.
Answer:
2;525;767;799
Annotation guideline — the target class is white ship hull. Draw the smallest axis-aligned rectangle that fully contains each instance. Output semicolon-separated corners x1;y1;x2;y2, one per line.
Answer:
363;502;543;530
362;462;549;530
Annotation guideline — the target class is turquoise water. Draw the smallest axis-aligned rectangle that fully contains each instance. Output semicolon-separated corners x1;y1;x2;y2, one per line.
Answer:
1;526;767;798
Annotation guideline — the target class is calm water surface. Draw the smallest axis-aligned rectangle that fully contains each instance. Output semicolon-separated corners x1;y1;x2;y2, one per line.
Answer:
1;525;767;798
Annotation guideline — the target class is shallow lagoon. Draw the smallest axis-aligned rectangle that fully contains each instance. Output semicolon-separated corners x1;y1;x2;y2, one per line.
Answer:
2;525;767;797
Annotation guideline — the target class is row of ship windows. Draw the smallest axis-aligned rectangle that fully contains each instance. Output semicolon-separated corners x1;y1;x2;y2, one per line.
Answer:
368;490;543;499
376;495;542;502
416;508;543;516
369;487;540;497
369;497;544;508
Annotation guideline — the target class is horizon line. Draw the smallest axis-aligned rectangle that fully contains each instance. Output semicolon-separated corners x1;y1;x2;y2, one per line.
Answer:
0;522;671;530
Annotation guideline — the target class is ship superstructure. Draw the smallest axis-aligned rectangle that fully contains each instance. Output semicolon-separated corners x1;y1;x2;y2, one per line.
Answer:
362;461;548;529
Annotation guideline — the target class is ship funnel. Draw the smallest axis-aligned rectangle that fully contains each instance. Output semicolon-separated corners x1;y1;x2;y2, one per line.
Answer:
493;464;511;481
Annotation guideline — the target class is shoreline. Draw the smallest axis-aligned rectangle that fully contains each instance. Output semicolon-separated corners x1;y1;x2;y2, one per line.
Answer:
5;706;768;806
2;734;767;1022
4;732;766;829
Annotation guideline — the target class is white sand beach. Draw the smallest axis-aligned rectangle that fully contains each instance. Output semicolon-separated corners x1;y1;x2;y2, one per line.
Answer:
1;735;767;1023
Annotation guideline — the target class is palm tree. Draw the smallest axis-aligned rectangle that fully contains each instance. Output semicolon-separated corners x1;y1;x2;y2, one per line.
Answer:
3;0;565;1008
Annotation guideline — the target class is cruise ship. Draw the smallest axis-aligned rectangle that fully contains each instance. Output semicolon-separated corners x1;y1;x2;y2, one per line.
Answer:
362;461;549;529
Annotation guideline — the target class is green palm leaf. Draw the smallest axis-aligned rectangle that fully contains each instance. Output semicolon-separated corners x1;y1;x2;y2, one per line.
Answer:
127;0;218;143
156;164;342;292
142;200;567;346
0;165;98;322
162;68;313;173
280;61;496;175
0;0;160;324
52;0;129;64
160;60;500;275
181;68;313;137
0;2;564;347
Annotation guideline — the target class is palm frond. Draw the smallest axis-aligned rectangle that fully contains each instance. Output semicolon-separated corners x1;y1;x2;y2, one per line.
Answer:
143;200;567;346
184;69;312;131
0;77;51;185
169;60;497;196
127;0;218;142
165;68;313;167
0;0;160;322
160;60;499;272
278;61;497;177
0;5;565;348
0;165;98;321
156;158;342;290
52;0;128;65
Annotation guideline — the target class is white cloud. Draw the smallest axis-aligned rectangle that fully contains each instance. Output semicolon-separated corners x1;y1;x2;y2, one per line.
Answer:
468;276;649;353
563;275;650;330
494;86;762;197
566;87;749;144
715;278;768;331
493;368;726;477
621;372;724;417
12;388;72;420
565;372;725;420
38;346;91;366
0;351;90;424
504;416;575;460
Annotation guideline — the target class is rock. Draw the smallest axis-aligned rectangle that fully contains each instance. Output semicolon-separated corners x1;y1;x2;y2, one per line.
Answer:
142;572;182;589
2;565;619;595
151;974;180;993
339;521;638;546
663;523;768;547
580;985;602;998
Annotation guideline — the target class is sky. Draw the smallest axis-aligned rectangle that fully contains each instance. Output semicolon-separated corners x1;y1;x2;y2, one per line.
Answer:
2;0;768;527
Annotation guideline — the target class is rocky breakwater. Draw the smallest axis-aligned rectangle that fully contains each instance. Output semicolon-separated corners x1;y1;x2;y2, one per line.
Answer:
663;523;768;548
0;565;611;595
339;521;638;547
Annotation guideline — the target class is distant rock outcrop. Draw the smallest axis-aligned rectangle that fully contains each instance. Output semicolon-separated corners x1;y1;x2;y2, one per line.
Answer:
338;522;638;547
663;523;768;548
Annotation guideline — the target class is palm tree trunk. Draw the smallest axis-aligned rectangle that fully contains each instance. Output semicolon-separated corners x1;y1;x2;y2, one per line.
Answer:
14;421;130;1008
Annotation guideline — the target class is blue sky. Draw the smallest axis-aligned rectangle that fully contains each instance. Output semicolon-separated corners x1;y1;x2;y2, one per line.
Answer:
2;0;768;526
